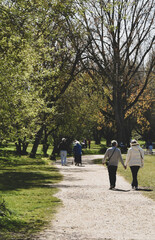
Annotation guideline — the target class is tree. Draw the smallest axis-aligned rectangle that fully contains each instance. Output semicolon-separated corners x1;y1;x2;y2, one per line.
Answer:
48;72;102;158
25;0;91;157
130;69;155;141
0;0;89;156
0;0;40;151
72;0;155;145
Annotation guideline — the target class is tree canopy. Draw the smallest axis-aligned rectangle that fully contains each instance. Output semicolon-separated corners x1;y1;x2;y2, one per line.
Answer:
0;0;154;154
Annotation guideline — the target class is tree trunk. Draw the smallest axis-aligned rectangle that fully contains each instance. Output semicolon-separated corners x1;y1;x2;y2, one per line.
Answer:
43;143;49;157
50;137;59;160
21;137;29;155
105;133;113;147
115;110;131;147
93;129;101;145
42;128;50;157
50;147;56;160
30;126;44;158
113;81;130;146
15;138;29;155
15;139;22;155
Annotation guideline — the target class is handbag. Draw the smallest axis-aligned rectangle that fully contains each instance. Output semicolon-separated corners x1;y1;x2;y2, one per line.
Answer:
106;148;116;167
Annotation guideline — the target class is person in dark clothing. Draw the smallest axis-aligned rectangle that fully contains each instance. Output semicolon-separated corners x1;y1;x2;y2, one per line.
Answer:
59;138;68;166
73;140;82;166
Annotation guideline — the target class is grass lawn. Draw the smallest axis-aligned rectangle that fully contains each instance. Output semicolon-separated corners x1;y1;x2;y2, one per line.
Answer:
82;140;107;155
94;154;155;200
0;145;62;240
118;154;155;200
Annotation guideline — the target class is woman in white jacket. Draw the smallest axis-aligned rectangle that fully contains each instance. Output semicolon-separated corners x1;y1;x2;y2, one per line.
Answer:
125;139;144;190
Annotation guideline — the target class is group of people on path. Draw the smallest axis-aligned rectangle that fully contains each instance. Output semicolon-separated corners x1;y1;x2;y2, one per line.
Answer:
103;139;144;190
59;137;144;190
58;138;82;166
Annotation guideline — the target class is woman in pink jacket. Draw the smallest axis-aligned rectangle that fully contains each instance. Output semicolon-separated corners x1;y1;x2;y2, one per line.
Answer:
125;140;144;190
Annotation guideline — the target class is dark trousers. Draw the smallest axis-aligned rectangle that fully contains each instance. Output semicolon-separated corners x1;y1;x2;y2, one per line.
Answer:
130;166;140;188
108;165;117;188
74;155;81;164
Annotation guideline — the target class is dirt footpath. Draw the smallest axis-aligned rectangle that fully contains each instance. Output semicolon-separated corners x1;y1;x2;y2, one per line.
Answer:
35;155;155;240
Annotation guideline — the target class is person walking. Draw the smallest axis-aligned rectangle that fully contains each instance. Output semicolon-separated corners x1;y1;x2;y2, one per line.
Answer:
125;139;144;190
59;138;68;166
102;140;126;190
148;141;153;155
73;140;82;166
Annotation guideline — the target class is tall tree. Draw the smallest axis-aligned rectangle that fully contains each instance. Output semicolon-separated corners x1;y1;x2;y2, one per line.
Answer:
72;0;155;145
26;0;90;157
0;0;40;149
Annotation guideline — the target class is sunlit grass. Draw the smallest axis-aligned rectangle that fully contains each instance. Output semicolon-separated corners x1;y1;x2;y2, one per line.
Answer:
82;140;107;155
0;153;62;240
118;154;155;200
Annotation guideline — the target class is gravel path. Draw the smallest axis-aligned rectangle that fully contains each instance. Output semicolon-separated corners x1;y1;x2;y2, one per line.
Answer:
35;155;155;240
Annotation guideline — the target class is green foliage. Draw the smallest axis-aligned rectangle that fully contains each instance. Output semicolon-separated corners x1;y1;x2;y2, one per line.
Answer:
0;0;79;149
48;73;104;147
0;0;154;156
0;1;41;143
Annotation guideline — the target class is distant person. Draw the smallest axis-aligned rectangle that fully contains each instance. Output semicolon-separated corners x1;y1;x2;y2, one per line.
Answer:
81;139;87;148
125;139;144;190
102;140;126;190
59;138;68;166
73;140;82;166
146;141;149;153
149;141;153;154
88;139;91;149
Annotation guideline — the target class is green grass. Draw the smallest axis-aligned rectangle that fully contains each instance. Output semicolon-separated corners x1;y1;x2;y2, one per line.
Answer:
82;140;107;155
118;154;155;200
94;155;155;200
0;149;62;240
26;144;54;156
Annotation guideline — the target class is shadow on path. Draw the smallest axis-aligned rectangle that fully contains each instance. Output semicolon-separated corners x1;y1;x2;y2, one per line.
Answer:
136;188;153;192
111;188;131;192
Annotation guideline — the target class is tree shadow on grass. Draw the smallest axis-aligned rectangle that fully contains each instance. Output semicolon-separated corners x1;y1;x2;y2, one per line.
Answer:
0;156;53;167
0;149;16;157
0;171;62;191
0;166;59;172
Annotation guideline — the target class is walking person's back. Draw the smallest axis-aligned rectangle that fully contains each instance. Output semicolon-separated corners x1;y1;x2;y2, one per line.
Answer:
125;139;144;190
59;138;68;166
102;140;126;189
73;140;82;166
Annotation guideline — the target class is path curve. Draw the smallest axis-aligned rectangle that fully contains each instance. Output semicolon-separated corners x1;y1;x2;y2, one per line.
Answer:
35;155;155;240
